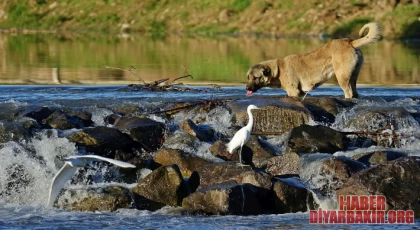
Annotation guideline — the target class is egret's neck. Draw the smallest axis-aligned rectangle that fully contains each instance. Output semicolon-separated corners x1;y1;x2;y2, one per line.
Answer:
246;108;254;130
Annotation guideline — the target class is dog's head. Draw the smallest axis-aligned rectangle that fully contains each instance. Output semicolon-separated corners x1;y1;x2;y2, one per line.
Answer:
246;64;274;96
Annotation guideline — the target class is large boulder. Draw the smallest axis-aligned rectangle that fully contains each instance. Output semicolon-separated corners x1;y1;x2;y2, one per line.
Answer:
272;177;317;214
44;111;85;130
56;185;133;212
301;97;355;123
154;148;212;177
337;157;420;211
70;126;139;158
67;110;93;127
114;116;166;152
23;106;53;123
182;181;262;215
286;124;349;153
195;161;272;191
133;165;189;208
265;152;301;176
230;98;310;134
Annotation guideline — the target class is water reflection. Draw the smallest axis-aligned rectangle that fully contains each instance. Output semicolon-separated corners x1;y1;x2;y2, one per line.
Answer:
0;33;419;85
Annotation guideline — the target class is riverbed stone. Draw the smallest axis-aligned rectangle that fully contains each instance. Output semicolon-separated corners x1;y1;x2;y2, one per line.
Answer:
195;161;272;191
44;111;84;130
68;110;93;127
265;152;301;176
337;157;420;211
23;106;54;123
286;124;349;153
230;97;310;134
114;116;166;152
0;119;37;143
133;164;189;207
57;185;133;212
352;150;407;165
153;148;212;177
272;177;316;214
182;181;262;215
70;126;139;158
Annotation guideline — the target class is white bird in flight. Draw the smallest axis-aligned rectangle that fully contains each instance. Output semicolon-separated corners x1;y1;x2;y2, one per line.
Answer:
47;155;136;207
226;104;263;166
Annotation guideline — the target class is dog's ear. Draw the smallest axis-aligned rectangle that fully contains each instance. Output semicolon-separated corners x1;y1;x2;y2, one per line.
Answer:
263;68;271;77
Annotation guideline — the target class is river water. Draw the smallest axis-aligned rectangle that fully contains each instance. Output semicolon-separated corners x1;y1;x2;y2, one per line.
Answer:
0;33;420;229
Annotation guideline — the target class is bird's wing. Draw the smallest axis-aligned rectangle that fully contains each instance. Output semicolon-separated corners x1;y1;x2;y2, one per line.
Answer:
71;155;136;168
227;127;248;152
47;162;78;207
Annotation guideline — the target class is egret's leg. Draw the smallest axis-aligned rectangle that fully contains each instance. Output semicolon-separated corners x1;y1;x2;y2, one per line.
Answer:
236;145;247;167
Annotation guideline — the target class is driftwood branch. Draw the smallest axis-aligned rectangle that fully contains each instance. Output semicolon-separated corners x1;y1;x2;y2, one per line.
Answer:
105;66;146;85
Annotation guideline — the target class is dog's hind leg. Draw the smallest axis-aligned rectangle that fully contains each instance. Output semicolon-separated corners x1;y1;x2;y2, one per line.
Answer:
349;51;364;98
333;53;359;98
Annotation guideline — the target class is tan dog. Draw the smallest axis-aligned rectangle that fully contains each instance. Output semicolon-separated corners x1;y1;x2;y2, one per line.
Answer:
246;22;381;98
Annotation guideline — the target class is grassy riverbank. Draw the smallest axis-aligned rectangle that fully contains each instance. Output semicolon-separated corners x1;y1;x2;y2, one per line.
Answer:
0;0;419;38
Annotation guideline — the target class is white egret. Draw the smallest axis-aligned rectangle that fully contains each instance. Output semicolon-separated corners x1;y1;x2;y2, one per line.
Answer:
226;104;263;166
47;155;136;207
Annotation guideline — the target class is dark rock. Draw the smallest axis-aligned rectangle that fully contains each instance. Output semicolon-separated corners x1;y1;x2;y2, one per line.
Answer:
352;150;407;165
301;155;366;195
231;98;310;134
210;137;274;167
286;124;349;153
154;148;212;177
182;181;262;215
104;114;120;126
337;157;420;211
133;165;189;207
44;111;84;130
70;126;139;158
68;110;93;127
272;177;317;214
180;119;212;142
195;161;272;191
56;185;133;212
0;119;37;143
111;104;141;116
114;116;166;152
23;106;53;123
0;101;25;121
265;152;301;176
302;97;355;123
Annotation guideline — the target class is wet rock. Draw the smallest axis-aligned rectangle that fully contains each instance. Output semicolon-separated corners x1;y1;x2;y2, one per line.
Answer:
70;126;139;158
342;106;417;132
210;137;274;167
23;106;53;123
231;98;310;134
111;104;141;116
163;130;197;148
68;110;93;127
286;124;349;153
195;161;272;191
182;181;262;215
302;97;355;124
104;114;120;126
272;177;316;214
114;116;166;152
154;148;212;177
0;119;37;143
44;111;84;130
133;164;189;207
0;101;25;121
352;150;407;165
265;152;301;176
180;119;212;142
301;155;366;195
337;157;420;211
57;185;133;212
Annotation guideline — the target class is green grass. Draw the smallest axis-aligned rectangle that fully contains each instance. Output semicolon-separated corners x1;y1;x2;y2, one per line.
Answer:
229;0;252;12
331;17;373;37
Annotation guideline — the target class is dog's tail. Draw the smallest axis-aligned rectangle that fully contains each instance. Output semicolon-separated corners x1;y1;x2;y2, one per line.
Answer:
351;22;381;49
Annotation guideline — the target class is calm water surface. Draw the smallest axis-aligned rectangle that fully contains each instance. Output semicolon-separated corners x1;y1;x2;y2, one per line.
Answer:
0;33;419;85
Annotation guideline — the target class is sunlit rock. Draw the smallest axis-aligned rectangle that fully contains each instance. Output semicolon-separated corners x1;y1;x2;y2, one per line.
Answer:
44;111;84;130
133;164;189;207
57;185;133;212
231;97;310;134
154;148;212;177
352;150;406;165
337;157;420;212
265;152;301;176
272;177;317;214
180;119;213;142
286;124;349;153
114;116;166;152
182;181;262;215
